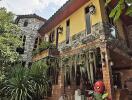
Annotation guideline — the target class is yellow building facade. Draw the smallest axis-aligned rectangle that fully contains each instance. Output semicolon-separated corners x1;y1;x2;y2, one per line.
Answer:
33;0;132;99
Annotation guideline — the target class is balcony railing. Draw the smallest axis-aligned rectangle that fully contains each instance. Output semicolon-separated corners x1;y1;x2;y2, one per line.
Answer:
58;22;129;53
32;48;59;62
32;42;59;61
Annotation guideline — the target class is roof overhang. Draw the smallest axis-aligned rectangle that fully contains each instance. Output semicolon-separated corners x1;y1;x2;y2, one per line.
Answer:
110;49;132;70
39;0;89;36
15;14;47;24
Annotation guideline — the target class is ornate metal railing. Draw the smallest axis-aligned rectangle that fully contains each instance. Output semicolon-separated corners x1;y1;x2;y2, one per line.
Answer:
58;22;129;53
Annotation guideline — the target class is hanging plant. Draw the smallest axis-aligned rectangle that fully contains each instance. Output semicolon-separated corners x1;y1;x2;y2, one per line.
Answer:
62;56;70;64
61;45;71;51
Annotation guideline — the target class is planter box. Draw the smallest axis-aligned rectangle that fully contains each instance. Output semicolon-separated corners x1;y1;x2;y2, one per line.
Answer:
32;48;59;62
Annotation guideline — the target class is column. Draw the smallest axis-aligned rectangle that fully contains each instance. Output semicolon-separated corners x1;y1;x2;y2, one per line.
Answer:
100;45;114;99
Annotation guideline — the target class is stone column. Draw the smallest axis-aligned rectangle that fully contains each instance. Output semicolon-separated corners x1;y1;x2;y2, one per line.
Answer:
100;44;114;99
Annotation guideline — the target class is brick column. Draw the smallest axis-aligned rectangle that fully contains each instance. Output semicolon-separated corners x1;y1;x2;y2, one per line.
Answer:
100;45;114;99
59;57;65;94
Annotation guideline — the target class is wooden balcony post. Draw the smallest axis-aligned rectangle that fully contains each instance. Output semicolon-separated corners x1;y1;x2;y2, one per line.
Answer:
100;44;115;99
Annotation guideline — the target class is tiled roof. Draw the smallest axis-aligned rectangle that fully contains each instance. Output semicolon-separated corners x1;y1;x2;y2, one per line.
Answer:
15;13;47;24
40;0;72;29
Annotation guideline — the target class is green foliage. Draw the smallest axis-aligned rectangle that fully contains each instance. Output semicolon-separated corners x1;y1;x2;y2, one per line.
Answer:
0;8;21;87
29;61;49;99
106;0;132;21
39;41;51;51
2;66;33;100
126;5;132;16
0;8;21;63
1;61;49;100
33;41;56;55
105;0;111;6
0;33;21;62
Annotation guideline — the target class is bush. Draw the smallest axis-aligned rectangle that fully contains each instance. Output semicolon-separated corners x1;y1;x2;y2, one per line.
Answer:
1;61;49;100
2;66;33;100
29;61;49;99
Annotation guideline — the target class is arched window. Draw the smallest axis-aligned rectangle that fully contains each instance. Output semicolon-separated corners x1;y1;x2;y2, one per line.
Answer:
22;35;26;48
16;35;26;54
33;37;39;50
20;35;26;48
49;30;55;43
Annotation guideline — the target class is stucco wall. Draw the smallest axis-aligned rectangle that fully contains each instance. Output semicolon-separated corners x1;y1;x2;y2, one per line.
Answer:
46;0;102;43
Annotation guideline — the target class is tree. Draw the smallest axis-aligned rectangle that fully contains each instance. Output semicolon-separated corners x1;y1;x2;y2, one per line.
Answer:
0;8;21;84
106;0;132;21
0;8;21;63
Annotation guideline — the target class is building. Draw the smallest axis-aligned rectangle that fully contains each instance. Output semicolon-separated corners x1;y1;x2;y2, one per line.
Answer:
15;14;46;67
32;0;132;99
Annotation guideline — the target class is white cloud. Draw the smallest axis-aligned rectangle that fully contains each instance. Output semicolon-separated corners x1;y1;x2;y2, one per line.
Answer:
0;0;67;16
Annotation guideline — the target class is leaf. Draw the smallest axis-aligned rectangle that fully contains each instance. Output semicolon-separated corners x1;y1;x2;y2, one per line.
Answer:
109;8;117;18
114;5;122;21
125;0;132;4
105;0;111;6
126;6;132;16
102;93;109;99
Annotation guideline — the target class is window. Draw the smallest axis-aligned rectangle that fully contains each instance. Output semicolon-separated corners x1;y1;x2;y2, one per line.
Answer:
49;30;55;43
33;37;39;50
16;35;26;54
113;73;122;89
39;38;42;45
22;35;26;48
44;35;49;42
23;20;28;27
85;6;91;34
20;35;26;49
22;61;26;67
66;19;70;44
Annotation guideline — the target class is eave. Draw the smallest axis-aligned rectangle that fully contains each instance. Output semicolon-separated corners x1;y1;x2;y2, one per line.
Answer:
39;0;89;36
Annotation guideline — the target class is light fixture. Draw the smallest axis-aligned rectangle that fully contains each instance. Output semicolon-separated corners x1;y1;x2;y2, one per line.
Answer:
89;5;96;15
109;60;114;67
57;26;63;34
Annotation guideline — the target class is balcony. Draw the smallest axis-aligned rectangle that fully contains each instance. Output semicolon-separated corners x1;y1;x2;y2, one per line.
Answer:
32;42;59;62
58;22;130;54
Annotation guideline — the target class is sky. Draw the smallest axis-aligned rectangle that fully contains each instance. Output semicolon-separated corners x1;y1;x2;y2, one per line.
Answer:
0;0;68;19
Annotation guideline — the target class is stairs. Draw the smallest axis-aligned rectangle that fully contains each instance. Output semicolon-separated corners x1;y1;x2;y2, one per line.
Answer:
47;70;78;100
48;70;64;100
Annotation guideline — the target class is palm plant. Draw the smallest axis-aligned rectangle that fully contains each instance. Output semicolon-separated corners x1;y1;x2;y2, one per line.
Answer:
2;66;34;100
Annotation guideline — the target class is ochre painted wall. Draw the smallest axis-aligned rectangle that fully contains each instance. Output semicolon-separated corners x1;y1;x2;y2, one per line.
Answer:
47;0;102;43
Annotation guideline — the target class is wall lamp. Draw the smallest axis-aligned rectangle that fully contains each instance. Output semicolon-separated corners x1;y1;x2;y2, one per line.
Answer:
109;59;114;67
89;5;96;15
57;26;63;34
